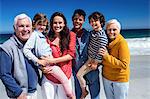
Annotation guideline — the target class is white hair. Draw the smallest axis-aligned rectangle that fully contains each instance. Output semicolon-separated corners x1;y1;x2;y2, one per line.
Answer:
106;19;121;30
14;13;32;29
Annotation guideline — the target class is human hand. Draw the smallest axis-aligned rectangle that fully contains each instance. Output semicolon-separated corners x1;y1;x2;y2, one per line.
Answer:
90;60;98;70
41;56;55;64
87;63;92;67
41;66;53;74
17;92;27;99
87;59;94;67
37;59;48;66
99;47;108;57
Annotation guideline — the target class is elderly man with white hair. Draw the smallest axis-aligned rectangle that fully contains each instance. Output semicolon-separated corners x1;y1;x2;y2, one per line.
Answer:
99;19;130;99
0;13;39;99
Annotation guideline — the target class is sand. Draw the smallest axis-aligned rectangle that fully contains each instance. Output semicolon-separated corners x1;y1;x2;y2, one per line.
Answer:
0;55;150;99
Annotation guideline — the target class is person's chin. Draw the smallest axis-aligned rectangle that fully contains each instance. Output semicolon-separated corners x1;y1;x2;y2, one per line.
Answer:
39;30;44;33
94;29;99;32
75;25;80;29
109;36;115;40
54;29;62;33
24;36;30;40
20;37;29;42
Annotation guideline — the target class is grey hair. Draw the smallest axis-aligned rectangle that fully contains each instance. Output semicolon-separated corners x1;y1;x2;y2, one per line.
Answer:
106;19;121;30
14;13;32;29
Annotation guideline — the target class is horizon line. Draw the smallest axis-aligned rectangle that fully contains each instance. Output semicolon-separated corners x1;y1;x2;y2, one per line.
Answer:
0;28;150;34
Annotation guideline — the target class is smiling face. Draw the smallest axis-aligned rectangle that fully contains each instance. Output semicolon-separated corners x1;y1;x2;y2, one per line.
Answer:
35;21;47;33
72;14;85;30
32;13;49;34
15;18;32;42
106;23;120;40
89;18;102;32
52;16;65;34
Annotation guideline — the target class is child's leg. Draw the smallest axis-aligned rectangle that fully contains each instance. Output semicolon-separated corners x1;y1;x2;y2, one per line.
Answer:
76;58;93;98
76;59;92;88
48;66;74;98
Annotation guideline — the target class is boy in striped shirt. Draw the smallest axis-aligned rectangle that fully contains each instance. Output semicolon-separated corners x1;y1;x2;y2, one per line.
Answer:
76;11;108;99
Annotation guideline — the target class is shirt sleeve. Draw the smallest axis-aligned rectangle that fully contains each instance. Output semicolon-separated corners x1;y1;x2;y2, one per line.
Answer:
103;40;130;69
95;32;108;61
0;48;22;97
67;32;76;58
23;32;39;64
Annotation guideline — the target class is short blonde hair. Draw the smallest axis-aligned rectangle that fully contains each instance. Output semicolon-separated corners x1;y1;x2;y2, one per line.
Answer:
14;13;32;29
106;19;121;30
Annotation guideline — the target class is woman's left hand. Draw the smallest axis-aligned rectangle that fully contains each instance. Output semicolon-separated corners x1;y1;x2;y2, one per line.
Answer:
41;56;55;64
99;47;108;57
40;66;53;74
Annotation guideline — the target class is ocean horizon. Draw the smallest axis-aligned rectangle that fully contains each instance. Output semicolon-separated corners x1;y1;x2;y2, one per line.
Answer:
0;29;150;55
1;28;150;38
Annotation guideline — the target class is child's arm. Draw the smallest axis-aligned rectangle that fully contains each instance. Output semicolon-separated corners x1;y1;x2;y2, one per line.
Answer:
95;31;108;63
23;32;39;65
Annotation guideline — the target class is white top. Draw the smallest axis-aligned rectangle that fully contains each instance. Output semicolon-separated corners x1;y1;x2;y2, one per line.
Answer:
23;30;52;64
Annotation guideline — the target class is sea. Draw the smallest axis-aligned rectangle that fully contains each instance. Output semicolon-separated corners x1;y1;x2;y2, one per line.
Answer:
0;29;150;55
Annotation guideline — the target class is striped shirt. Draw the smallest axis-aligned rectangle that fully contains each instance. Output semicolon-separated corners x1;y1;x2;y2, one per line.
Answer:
88;30;108;62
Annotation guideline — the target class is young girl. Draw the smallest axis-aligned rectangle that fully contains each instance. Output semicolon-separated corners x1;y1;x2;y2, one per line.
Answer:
76;12;108;99
23;13;75;99
32;13;49;36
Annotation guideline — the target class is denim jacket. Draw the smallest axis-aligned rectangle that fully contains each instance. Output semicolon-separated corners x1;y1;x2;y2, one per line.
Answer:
72;28;99;84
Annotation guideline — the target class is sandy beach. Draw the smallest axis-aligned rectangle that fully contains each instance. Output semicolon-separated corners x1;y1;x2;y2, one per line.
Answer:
0;55;150;99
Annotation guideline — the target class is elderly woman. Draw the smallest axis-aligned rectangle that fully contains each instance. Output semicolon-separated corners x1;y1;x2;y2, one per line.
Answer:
99;19;130;99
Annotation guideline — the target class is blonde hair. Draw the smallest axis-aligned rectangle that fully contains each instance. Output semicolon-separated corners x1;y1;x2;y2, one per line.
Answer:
106;19;121;30
14;13;32;29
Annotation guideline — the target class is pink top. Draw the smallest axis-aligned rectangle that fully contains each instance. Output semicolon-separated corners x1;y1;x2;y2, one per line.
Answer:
45;31;76;84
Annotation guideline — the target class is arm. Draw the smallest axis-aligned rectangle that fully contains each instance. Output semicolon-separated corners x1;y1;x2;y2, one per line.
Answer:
46;54;73;64
100;40;130;69
90;32;108;69
23;32;52;66
54;32;76;63
95;32;108;62
67;32;76;59
42;32;76;64
23;32;39;64
0;48;23;97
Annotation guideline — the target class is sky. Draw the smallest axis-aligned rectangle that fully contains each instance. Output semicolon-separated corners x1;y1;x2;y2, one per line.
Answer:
0;0;150;34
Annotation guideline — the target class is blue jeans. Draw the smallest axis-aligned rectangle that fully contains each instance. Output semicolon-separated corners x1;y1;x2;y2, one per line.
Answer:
73;71;100;99
103;77;129;99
